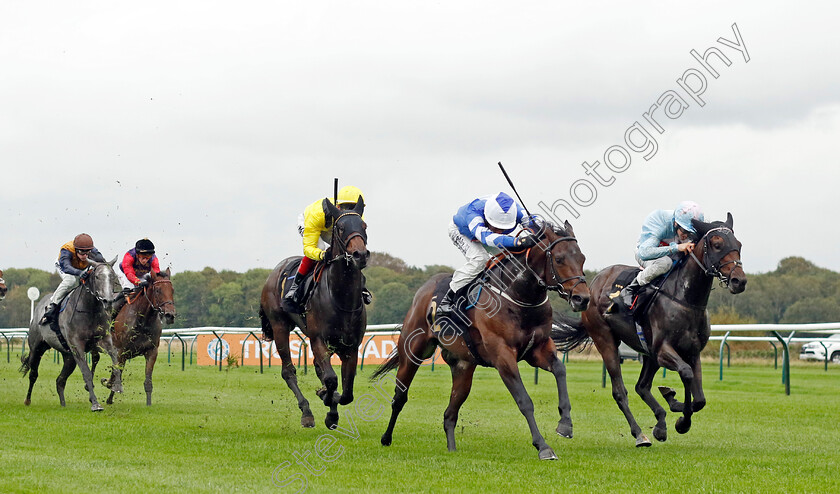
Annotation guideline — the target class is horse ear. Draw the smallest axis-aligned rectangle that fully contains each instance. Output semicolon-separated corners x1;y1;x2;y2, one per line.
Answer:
354;195;365;216
691;218;710;238
563;220;575;237
165;267;171;276
725;212;733;229
109;256;118;267
322;198;341;220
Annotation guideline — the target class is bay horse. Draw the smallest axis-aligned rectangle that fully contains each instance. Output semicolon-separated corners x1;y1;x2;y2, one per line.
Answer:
372;220;590;460
97;268;176;405
553;213;746;446
0;269;6;299
259;197;368;429
21;258;124;411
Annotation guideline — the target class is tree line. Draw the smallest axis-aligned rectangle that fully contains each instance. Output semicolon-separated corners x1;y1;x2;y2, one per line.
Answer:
1;254;839;329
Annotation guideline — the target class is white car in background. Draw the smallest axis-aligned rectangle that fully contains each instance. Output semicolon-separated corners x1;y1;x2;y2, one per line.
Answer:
799;334;840;364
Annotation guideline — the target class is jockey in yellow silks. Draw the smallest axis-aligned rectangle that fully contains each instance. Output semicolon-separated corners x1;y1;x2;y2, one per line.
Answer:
283;185;372;312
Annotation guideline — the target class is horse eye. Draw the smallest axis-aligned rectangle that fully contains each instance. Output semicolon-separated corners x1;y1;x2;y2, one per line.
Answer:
555;255;565;264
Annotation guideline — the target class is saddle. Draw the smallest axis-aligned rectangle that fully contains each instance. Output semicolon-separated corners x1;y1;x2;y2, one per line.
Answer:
278;258;325;310
427;275;491;367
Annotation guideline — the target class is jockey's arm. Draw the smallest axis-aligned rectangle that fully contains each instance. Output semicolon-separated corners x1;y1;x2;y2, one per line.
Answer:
89;248;106;263
58;249;84;276
151;256;161;274
122;252;140;284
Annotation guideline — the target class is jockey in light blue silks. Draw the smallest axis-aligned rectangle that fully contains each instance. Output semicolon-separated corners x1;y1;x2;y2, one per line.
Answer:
618;201;705;307
436;192;537;318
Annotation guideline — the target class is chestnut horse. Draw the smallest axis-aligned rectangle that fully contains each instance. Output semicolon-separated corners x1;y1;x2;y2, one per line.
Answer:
97;268;176;405
259;197;368;429
553;213;746;446
373;220;589;460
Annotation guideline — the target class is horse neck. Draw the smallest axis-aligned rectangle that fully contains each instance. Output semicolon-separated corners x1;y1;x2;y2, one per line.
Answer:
671;244;714;308
124;288;155;321
323;257;363;303
493;249;547;305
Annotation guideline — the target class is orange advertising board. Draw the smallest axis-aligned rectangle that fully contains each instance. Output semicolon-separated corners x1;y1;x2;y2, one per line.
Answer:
195;331;446;366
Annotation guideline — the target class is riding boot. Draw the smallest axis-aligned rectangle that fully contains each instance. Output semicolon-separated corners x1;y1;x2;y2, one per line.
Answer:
435;289;456;319
111;289;131;318
619;277;642;308
283;278;305;313
39;303;59;326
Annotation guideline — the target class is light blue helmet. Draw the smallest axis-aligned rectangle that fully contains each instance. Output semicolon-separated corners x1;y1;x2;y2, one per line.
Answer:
674;201;704;233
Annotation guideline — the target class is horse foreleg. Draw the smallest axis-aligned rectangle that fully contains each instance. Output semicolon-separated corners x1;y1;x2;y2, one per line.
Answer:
67;345;102;412
105;354;127;405
55;352;77;407
143;348;159;406
338;352;358;406
527;339;574;439
98;336;124;395
656;342;694;434
635;355;668;442
496;351;556;460
443;360;476;452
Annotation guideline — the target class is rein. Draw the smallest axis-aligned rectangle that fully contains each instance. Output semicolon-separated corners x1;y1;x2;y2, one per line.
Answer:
136;279;175;316
484;228;586;308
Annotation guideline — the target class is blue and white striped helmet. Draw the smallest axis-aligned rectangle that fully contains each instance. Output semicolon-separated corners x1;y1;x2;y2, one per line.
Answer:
484;192;518;230
674;201;704;233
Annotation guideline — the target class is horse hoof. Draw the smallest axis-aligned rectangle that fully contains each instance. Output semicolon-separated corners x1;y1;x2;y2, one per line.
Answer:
556;422;573;439
301;416;315;428
538;447;558;460
635;434;652;447
675;416;691;434
101;378;111;389
91;404;104;412
653;425;668;442
24;399;31;406
381;434;392;446
325;412;339;430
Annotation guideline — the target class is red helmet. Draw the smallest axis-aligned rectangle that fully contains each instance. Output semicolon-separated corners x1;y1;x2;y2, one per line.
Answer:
73;233;94;250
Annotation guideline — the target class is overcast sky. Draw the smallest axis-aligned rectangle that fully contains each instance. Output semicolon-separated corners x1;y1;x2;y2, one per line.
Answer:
2;1;838;276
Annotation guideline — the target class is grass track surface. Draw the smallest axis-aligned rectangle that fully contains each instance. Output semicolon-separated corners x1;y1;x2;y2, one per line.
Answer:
1;356;838;493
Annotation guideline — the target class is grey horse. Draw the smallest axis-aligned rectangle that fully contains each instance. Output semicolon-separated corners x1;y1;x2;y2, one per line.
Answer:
21;257;124;411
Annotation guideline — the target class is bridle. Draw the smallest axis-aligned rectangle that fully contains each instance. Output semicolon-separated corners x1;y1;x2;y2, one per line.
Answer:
80;264;115;306
326;211;368;266
689;226;743;287
143;278;175;316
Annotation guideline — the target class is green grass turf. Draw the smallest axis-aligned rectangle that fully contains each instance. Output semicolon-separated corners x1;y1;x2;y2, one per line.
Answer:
1;352;838;493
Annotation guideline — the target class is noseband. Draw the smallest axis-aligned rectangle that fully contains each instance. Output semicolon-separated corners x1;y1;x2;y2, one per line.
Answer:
689;227;743;287
327;211;368;266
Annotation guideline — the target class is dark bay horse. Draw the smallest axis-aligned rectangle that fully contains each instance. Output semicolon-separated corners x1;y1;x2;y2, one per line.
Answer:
0;269;6;299
98;268;176;405
21;258;124;411
259;197;368;429
553;213;746;446
372;220;590;460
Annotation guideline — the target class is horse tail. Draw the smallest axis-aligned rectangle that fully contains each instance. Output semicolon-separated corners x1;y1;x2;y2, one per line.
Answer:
20;350;31;376
370;328;402;381
551;311;591;352
258;305;274;342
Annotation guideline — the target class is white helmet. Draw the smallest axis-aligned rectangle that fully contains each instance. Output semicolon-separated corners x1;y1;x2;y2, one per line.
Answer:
484;192;518;230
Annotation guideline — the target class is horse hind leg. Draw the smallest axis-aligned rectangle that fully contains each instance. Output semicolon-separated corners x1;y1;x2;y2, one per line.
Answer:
380;328;436;447
634;355;668;442
272;322;315;428
144;348;159;406
23;343;49;406
443;360;476;452
55;352;77;408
